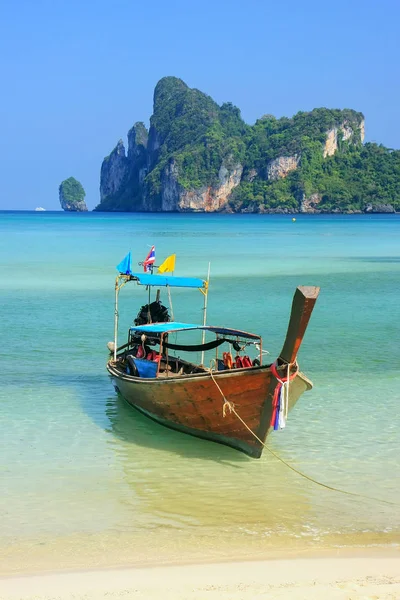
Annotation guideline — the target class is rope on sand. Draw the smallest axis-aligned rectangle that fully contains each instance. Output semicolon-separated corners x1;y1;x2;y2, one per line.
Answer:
209;368;398;507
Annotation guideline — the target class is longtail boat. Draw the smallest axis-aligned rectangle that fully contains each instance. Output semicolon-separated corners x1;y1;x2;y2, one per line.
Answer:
106;266;319;458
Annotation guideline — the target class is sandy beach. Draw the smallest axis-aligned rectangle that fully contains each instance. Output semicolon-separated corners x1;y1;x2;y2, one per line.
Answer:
1;553;400;600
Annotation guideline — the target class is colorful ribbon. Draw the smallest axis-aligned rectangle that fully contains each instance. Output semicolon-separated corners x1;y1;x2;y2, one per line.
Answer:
270;361;298;430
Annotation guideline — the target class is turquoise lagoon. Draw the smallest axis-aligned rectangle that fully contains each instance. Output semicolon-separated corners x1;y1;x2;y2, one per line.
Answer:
0;212;399;573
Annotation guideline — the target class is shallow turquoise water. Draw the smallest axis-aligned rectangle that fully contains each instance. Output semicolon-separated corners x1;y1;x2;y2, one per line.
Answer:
0;212;399;572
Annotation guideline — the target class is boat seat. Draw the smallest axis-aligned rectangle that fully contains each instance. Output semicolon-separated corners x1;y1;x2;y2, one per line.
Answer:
157;369;184;378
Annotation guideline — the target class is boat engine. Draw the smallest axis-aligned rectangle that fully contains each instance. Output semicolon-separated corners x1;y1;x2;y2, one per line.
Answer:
134;300;170;326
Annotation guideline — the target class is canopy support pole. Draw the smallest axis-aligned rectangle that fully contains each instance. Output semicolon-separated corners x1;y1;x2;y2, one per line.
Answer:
200;263;211;366
147;285;151;323
113;275;130;361
167;285;174;321
113;277;119;362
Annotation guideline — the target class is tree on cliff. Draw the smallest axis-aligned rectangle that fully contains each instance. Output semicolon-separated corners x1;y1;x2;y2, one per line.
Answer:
59;177;88;212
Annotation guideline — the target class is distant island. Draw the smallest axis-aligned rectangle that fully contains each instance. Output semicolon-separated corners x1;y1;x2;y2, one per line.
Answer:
59;177;87;212
95;77;400;214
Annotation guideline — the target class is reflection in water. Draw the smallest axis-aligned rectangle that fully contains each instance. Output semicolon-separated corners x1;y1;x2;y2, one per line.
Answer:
104;392;311;535
105;393;249;462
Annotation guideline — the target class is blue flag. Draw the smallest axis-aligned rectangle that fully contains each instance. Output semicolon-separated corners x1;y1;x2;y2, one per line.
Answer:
116;252;132;275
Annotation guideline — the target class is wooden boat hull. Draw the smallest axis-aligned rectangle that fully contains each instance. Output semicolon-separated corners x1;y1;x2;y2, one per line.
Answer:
106;362;312;458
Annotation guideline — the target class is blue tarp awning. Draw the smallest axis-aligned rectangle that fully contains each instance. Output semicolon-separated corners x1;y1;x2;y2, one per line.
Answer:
129;273;206;289
129;322;260;340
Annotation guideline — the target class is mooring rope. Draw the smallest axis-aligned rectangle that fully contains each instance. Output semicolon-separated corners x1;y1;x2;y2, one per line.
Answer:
209;368;398;507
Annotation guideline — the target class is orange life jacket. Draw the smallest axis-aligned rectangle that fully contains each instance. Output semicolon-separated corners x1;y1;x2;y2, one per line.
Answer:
223;352;233;369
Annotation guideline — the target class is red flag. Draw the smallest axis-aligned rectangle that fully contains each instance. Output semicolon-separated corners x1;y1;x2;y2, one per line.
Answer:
143;245;156;272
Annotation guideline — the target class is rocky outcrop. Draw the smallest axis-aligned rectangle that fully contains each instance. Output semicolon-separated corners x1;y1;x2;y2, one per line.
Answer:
127;122;149;186
160;160;243;212
147;126;162;169
324;119;365;157
210;162;243;210
300;193;322;213
324;128;340;157
360;120;365;143
245;168;258;182
127;122;148;161
160;161;181;211
266;156;300;180
59;177;87;211
239;203;299;214
365;203;395;213
100;140;129;202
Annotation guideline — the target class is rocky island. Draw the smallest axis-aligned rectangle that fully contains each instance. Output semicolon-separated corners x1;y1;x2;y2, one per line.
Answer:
95;77;400;213
59;177;88;212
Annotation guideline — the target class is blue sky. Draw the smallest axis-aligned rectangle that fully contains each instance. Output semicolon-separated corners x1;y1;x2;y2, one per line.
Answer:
1;0;399;210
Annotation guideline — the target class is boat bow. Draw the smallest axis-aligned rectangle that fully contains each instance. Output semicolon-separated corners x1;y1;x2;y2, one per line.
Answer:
279;286;320;365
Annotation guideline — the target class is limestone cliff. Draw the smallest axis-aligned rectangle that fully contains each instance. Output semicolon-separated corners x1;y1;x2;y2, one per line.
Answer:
95;77;399;214
159;160;243;212
96;77;245;212
266;156;300;180
324;119;365;157
100;140;129;203
59;177;87;211
128;122;149;190
127;122;148;163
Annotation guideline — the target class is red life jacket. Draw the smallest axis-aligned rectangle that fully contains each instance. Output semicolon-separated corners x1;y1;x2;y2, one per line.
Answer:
136;345;145;358
235;355;244;368
235;355;252;368
242;355;252;368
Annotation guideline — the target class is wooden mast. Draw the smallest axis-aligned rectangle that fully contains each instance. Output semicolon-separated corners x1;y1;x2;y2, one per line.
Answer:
113;276;119;362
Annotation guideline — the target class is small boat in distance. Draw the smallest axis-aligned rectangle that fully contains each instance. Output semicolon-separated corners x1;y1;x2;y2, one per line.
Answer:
106;251;320;458
34;207;46;211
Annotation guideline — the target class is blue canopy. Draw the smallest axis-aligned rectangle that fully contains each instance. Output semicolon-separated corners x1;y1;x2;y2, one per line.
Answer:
131;322;198;334
129;272;206;289
130;322;260;340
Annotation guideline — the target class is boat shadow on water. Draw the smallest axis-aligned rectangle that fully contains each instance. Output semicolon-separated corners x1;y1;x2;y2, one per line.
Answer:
72;372;250;464
104;390;251;465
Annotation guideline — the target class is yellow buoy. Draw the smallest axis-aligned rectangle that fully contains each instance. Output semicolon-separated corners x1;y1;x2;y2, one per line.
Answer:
292;217;296;222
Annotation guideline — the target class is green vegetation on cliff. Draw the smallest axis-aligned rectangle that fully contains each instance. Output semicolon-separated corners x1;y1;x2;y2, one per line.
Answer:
96;77;400;213
145;78;247;197
59;177;87;211
230;143;400;213
229;109;399;212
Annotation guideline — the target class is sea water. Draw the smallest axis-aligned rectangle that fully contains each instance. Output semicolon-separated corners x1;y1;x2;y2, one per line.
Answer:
0;212;399;573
